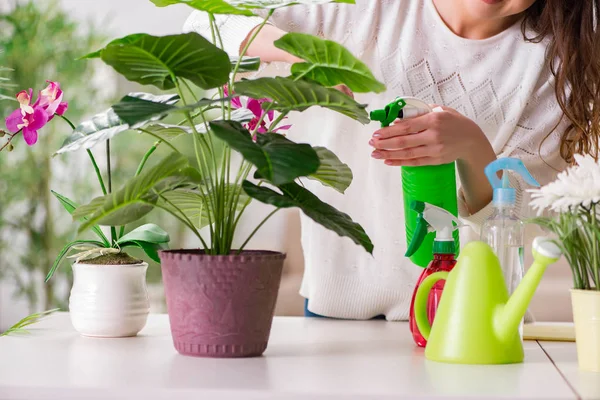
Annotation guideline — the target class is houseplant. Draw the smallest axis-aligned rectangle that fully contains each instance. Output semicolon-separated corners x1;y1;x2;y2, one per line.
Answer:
71;0;383;357
2;81;173;337
530;154;600;372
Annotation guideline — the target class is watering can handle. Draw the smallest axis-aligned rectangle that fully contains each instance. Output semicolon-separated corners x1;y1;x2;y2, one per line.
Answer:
414;271;449;340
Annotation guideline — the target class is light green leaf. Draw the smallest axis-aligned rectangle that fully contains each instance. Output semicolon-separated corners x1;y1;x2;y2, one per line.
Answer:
211;120;320;185
234;77;369;123
96;33;231;90
275;33;385;93
118;240;167;263
149;0;254;15
230;56;261;72
243;180;373;253
51;191;110;246
0;309;60;337
116;223;170;245
76;154;195;231
56;93;179;154
307;147;352;193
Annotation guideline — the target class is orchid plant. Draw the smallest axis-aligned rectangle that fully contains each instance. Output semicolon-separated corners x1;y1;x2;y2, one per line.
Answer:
37;0;382;257
2;81;171;280
529;154;600;291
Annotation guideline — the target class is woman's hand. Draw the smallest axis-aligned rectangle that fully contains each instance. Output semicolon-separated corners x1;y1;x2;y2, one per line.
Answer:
369;106;486;166
370;106;498;214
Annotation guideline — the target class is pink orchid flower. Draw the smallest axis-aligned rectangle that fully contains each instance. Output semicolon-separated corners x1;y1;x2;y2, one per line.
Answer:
35;81;68;119
224;86;292;139
5;89;49;146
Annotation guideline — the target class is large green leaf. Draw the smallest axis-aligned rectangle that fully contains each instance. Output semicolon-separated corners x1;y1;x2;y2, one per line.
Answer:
160;186;249;229
307;147;352;193
275;33;385;93
96;33;231;90
113;95;226;126
116;223;170;245
243;180;373;253
75;154;194;232
56;93;180;154
234;77;369;123
51;191;109;246
210;120;319;185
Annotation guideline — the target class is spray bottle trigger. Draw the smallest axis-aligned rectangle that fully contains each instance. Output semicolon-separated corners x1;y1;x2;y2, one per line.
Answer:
405;201;430;258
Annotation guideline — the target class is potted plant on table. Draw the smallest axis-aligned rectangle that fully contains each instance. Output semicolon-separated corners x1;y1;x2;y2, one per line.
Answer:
2;82;175;337
70;0;383;357
530;154;600;372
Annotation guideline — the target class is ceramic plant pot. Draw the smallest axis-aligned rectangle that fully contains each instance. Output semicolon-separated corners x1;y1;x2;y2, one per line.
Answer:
69;262;150;337
159;250;286;358
571;289;600;372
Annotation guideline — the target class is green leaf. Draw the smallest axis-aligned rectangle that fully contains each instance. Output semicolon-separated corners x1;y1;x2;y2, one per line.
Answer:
56;93;180;154
116;223;170;245
307;147;353;193
275;33;385;93
210;120;320;185
149;0;254;15
51;191;110;246
0;309;60;337
97;33;231;90
119;240;166;263
46;240;105;281
230;56;261;72
160;186;249;229
76;154;194;231
234;77;369;123
81;34;146;59
113;95;225;126
243;180;373;253
141;124;190;141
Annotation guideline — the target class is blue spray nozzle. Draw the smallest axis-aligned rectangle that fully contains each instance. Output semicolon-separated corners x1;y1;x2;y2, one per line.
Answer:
485;158;540;206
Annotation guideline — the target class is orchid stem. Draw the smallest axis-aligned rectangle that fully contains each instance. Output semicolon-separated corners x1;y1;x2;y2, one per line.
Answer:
237;209;279;254
106;140;117;244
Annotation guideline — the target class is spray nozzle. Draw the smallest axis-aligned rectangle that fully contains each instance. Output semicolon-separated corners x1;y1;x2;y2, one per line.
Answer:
485;158;540;206
405;201;461;257
370;97;433;127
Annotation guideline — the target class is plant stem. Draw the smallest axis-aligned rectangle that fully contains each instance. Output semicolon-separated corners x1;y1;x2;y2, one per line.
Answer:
106;140;117;244
267;112;288;133
0;130;18;152
135;142;159;177
156;194;209;250
237;208;279;254
592;204;599;290
231;10;274;84
137;128;181;154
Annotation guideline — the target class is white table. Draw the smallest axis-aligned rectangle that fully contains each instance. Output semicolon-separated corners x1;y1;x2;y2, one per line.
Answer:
0;313;594;400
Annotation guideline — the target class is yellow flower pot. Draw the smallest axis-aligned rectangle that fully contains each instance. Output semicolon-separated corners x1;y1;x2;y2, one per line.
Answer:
571;289;600;372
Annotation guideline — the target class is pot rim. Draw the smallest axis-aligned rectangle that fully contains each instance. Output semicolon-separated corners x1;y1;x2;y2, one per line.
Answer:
159;249;286;262
570;288;600;295
73;261;149;268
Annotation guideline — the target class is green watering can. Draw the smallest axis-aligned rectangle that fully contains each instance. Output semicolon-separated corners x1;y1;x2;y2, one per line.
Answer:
414;238;562;364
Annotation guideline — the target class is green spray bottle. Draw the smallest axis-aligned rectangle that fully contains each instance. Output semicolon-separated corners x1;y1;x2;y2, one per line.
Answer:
370;97;459;267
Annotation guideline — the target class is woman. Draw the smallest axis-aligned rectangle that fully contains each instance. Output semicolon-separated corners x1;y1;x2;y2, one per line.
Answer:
184;0;600;320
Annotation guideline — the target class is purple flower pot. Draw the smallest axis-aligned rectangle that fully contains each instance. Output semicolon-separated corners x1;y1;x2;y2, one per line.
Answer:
159;250;285;358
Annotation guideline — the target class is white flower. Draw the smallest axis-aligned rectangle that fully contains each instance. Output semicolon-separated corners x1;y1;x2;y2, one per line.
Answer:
529;154;600;214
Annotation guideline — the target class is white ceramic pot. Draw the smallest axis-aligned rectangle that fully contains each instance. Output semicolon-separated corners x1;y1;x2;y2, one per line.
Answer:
69;262;150;338
571;289;600;372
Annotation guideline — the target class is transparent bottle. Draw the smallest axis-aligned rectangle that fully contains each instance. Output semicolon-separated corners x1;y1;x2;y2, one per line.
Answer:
481;158;540;339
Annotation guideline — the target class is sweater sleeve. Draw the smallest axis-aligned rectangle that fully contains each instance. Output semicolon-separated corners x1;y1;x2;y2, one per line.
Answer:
458;82;569;232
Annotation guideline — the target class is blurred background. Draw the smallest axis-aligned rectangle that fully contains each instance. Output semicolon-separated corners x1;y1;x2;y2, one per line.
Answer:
0;0;572;331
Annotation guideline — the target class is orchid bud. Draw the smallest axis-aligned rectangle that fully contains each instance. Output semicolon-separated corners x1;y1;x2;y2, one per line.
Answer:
0;130;5;138
7;143;14;152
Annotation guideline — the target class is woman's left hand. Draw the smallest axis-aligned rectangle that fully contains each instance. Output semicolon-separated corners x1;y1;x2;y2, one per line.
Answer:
369;106;488;166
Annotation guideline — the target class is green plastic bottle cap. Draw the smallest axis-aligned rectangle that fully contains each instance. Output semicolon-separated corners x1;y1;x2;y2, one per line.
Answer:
433;240;455;255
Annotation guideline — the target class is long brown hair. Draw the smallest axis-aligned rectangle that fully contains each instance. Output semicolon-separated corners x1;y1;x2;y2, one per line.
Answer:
523;1;600;164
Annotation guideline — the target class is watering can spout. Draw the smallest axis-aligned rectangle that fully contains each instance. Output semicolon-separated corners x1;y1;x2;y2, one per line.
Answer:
494;237;562;343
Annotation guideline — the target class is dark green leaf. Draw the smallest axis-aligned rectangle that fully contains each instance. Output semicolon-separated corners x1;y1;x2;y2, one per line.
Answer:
98;33;231;90
211;120;319;185
51;191;109;246
46;240;105;281
242;180;373;253
81;34;146;59
234;77;369;123
230;56;261;72
119;240;166;263
275;33;385;93
307;147;353;193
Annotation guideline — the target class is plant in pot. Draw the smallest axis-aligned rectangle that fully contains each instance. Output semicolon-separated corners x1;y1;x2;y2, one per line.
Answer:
2;81;177;337
71;0;383;357
530;154;600;372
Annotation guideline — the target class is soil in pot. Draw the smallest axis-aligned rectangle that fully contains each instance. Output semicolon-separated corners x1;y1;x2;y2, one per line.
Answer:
159;249;286;358
78;252;142;265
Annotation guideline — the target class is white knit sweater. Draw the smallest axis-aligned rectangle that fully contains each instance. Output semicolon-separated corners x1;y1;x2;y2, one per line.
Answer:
184;0;568;320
